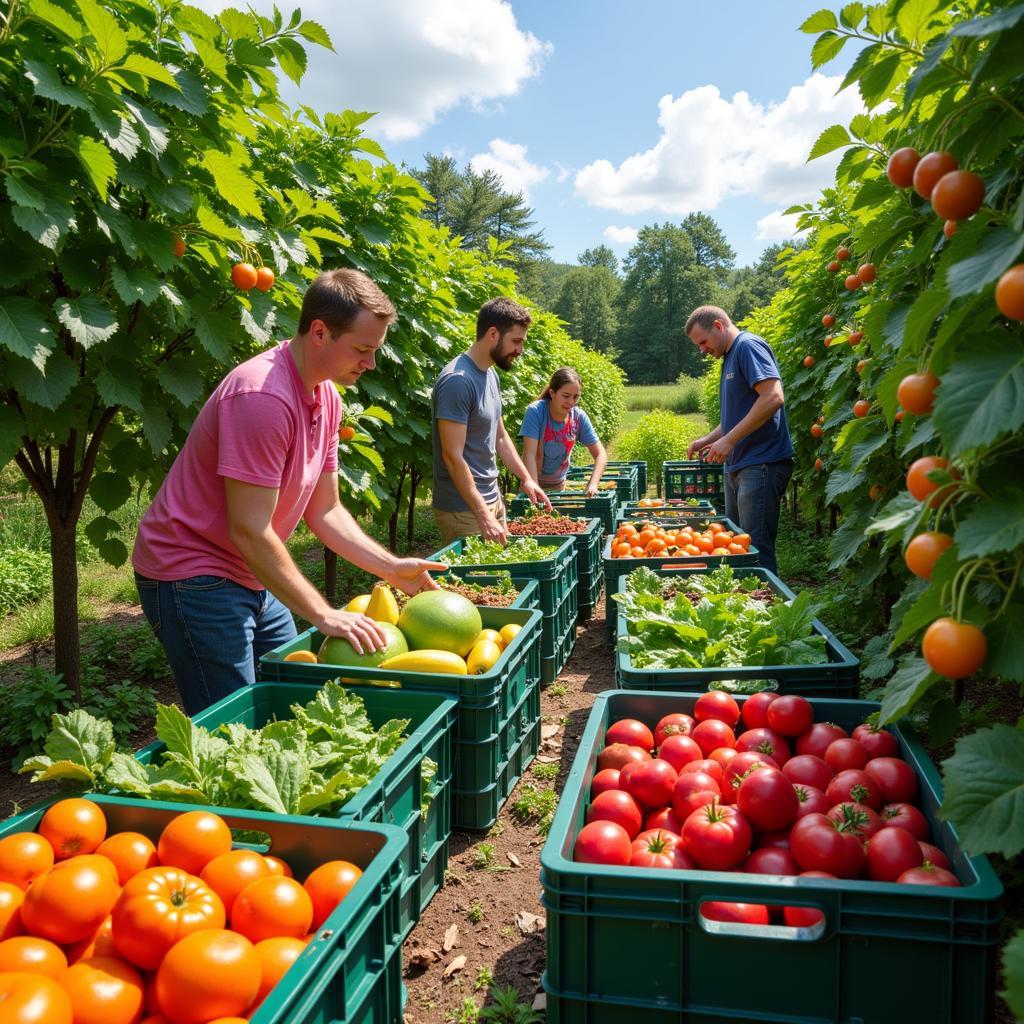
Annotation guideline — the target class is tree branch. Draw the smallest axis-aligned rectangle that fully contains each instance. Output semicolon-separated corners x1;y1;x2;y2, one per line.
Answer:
70;405;119;522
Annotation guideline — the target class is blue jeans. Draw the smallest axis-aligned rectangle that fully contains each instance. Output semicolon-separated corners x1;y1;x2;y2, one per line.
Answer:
135;573;297;716
724;460;793;576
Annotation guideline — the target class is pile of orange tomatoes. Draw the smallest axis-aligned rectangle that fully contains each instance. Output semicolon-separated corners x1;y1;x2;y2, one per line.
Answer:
610;520;753;559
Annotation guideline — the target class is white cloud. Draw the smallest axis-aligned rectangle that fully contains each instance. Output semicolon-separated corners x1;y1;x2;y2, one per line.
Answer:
603;225;639;246
575;74;863;215
191;0;552;140
554;161;572;184
469;139;549;198
755;210;807;241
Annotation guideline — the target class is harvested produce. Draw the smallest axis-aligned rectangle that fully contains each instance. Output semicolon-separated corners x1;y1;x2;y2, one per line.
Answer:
443;536;562;565
610;520;752;560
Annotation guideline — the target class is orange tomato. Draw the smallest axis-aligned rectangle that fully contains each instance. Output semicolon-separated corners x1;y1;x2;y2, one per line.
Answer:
629;546;645;558
734;534;752;549
0;833;54;891
636;529;655;547
0;881;25;940
303;861;362;932
112;866;226;970
252;936;306;1006
201;850;271;920
646;538;667;555
155;929;260;1024
96;832;157;885
683;544;701;556
60;955;144;1024
612;542;631;558
0;935;67;977
38;799;107;861
695;536;714;554
0;972;72;1024
708;522;725;535
727;542;745;555
231;877;313;943
231;262;258;291
711;547;730;556
21;856;119;945
157;812;232;876
66;915;116;963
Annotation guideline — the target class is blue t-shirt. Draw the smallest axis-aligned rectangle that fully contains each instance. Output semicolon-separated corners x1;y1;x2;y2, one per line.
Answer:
720;331;794;472
431;353;502;512
518;400;599;486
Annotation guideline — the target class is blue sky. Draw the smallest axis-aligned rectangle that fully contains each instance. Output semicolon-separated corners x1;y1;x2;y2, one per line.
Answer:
203;1;863;269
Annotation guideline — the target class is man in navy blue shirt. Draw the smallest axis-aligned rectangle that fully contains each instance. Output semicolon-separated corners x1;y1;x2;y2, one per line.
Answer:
685;305;794;575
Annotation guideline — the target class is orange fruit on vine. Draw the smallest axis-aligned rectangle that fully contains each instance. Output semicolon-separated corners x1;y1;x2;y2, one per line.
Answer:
897;371;940;415
817;415;825;424
39;799;107;860
856;263;876;284
836;246;850;261
856;359;870;374
930;170;985;221
844;274;861;291
869;484;884;500
803;355;815;368
810;424;823;438
895;410;905;422
906;456;958;506
231;262;258;291
0;833;54;891
339;425;356;441
827;261;840;273
913;151;958;199
922;618;986;679
0;972;72;1024
157;811;232;876
904;532;953;580
255;266;275;292
814;458;823;471
172;235;186;259
943;219;957;239
822;314;835;327
848;331;863;346
853;400;870;418
886;147;919;187
995;264;1024;320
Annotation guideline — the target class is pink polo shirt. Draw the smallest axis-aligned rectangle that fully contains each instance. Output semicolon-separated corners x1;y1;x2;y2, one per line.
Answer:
133;341;341;591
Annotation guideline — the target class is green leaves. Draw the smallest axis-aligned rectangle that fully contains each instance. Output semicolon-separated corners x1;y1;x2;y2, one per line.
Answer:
54;296;118;350
71;136;116;200
878;656;941;724
932;338;1024;455
939;724;1024;857
801;9;839;32
203;149;263;220
1003;928;1024;1021
808;124;851;161
955;489;1024;559
89;472;131;512
0;297;54;368
946;228;1024;299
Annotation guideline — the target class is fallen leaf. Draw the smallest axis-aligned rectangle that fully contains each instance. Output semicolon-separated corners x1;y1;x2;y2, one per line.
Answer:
442;923;459;952
407;947;440;969
442;955;466;979
540;724;561;740
515;910;545;935
506;851;521;867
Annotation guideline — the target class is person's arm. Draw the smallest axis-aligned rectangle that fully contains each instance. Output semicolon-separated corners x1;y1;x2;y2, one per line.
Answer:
224;478;387;653
303;472;446;595
584;440;608;497
687;424;723;459
496;418;552;508
704;379;785;464
521;436;542;489
437;418;508;543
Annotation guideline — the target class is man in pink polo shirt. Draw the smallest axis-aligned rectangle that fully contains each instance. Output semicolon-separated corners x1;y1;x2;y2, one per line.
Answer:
133;268;444;714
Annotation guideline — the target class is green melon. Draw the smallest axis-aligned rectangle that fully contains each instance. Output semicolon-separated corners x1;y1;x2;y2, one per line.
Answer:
318;621;408;667
398;590;483;657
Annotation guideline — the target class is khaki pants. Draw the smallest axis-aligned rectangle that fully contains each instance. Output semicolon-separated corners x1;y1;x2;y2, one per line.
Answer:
433;499;506;547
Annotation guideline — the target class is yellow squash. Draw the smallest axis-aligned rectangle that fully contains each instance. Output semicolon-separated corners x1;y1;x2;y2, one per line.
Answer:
379;650;468;675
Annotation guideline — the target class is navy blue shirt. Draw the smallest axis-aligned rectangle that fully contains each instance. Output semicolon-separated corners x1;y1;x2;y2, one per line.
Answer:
719;331;794;472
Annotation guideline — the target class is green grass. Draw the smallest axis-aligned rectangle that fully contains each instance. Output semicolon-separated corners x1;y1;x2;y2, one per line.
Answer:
625;379;703;414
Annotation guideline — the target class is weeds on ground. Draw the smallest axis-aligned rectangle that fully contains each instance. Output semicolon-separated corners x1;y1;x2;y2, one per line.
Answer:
467;901;484;924
510;785;557;835
474;966;493;991
473;843;495;869
446;998;479;1024
531;762;558;781
479;984;540;1023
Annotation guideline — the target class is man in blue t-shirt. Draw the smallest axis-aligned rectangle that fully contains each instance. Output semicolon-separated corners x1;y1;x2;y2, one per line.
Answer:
431;297;551;546
685;305;794;574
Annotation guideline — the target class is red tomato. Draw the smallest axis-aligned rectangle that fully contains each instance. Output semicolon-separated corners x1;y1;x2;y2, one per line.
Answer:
630;830;692;869
735;728;790;766
826;769;882;809
765;696;813;737
795;722;848;759
590;769;621;798
782;754;833;791
826;801;882;840
881;803;930;841
743;847;798;876
823;738;868;772
656;734;703;772
691;720;736;758
644;807;684;835
866;827;924;882
574;821;632;865
851;723;899;759
897;864;960;886
793;785;830;819
756;830;791;850
700;901;769;925
693;691;740;727
722;752;779;804
789;814;866;878
682;803;752;870
864;757;918;804
709;747;738;772
597;744;650;772
586;790;643;839
605;719;654;752
625;759;678;810
653;714;695;746
736;768;799;832
680;758;724;787
782;870;834;928
919;841;950;869
740;692;779;730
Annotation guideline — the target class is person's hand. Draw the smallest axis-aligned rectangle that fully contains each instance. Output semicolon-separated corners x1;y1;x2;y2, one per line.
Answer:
687;436;709;459
704;436;735;464
316;609;387;654
522;479;552;510
584;481;598;498
477;508;509;545
384;558;449;596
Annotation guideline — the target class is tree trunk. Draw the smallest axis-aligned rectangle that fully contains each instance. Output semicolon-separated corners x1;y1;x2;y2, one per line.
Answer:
323;548;337;605
814;495;824;538
388;464;409;553
407;468;421;550
49;520;82;701
791;478;800;524
829;503;839;532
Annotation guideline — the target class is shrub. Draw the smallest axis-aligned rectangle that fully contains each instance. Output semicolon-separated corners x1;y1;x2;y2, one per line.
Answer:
0;547;51;615
700;359;722;426
615;410;707;495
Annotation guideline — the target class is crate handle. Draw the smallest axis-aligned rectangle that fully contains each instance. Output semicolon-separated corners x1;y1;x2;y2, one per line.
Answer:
661;563;708;570
698;902;827;942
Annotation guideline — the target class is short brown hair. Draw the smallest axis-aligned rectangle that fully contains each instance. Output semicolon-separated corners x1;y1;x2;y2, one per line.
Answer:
476;296;532;340
298;268;397;334
685;305;732;334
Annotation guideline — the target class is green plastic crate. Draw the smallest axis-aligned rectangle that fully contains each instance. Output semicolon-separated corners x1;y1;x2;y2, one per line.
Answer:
604;460;648;495
0;794;408;1024
663;458;725;504
508;492;619;534
135;682;455;944
541;578;579;685
541;691;1003;1024
616;499;716;522
568;465;639;503
612;565;859;697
